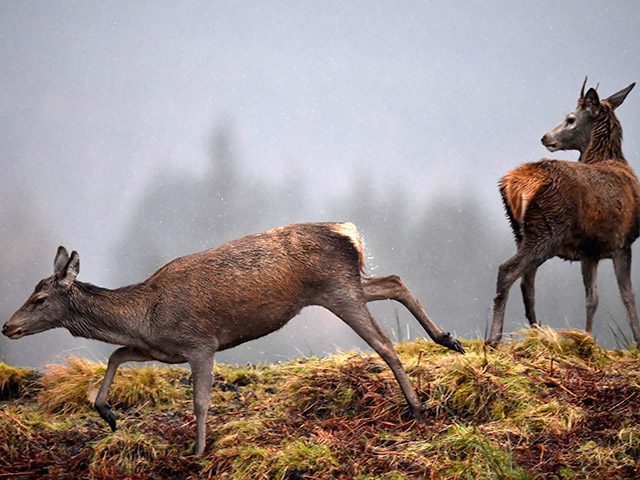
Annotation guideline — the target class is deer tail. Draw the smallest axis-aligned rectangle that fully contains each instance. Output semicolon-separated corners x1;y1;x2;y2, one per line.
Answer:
331;222;366;274
500;164;548;225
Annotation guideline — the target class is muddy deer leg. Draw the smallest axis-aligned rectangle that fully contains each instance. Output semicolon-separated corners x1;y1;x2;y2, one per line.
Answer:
612;248;640;348
95;346;152;431
189;351;215;455
361;275;464;354
328;300;426;423
581;258;599;334
521;268;538;327
488;252;531;345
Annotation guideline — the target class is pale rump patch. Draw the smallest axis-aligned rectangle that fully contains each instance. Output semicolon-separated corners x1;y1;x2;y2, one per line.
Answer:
331;222;366;273
501;165;547;224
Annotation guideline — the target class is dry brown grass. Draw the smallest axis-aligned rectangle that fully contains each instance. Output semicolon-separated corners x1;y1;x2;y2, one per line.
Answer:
0;327;639;479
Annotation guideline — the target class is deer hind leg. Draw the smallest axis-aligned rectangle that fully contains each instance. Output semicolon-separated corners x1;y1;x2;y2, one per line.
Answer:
612;248;640;348
520;268;538;327
95;346;153;431
581;258;599;334
325;297;425;423
361;275;464;353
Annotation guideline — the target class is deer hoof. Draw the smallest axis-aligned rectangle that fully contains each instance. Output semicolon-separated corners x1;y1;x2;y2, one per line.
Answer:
442;333;465;354
412;405;426;424
96;402;118;432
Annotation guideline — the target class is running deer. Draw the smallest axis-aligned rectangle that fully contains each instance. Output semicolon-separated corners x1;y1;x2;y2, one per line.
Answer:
488;79;640;347
3;222;464;455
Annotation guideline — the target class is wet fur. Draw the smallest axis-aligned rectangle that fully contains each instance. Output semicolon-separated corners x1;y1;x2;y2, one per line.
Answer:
489;81;640;347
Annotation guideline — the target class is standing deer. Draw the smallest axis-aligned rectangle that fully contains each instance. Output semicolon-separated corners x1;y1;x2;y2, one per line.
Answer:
488;79;640;347
3;222;464;455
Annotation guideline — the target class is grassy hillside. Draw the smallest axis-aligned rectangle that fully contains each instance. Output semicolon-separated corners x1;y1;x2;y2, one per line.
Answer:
1;327;639;479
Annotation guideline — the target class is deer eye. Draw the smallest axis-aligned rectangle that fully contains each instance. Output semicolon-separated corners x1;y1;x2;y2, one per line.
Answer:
566;116;576;125
33;297;46;306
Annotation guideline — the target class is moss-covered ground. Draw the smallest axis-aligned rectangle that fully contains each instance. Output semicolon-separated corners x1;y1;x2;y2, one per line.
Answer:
1;327;639;479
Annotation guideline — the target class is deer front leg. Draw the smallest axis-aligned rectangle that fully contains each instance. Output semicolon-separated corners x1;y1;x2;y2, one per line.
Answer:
95;346;152;431
488;254;528;345
189;351;215;455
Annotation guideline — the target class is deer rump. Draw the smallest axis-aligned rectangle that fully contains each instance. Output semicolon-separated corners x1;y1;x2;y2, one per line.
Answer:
500;159;640;262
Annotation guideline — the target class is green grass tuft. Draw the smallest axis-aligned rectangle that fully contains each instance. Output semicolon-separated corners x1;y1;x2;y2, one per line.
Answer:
0;363;34;400
36;357;189;414
90;430;165;477
432;422;534;479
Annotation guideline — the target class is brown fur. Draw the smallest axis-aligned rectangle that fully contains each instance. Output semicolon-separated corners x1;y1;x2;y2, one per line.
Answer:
489;80;640;347
501;164;548;227
582;100;625;164
3;222;463;455
500;159;640;259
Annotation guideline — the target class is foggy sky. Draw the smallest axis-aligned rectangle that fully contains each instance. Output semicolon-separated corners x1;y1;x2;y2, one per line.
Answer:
2;1;640;367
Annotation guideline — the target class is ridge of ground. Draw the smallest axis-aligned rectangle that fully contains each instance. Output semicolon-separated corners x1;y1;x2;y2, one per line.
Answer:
1;327;639;479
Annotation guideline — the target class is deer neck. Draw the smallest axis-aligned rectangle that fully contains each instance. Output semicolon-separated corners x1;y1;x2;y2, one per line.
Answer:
581;104;626;165
63;281;151;345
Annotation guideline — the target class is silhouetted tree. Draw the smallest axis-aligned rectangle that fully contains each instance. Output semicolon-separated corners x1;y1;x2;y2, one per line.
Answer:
111;119;312;363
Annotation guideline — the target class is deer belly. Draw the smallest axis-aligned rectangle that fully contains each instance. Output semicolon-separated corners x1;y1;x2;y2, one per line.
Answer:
557;232;628;261
215;301;304;351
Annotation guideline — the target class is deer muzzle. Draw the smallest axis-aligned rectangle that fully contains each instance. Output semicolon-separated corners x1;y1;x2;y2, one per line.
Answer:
2;321;25;339
541;134;559;152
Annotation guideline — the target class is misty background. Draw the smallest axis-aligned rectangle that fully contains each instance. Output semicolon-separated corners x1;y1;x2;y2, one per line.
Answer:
2;2;640;368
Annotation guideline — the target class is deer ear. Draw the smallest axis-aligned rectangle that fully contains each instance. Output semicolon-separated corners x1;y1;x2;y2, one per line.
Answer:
58;251;80;288
605;82;635;110
583;88;601;117
54;246;70;275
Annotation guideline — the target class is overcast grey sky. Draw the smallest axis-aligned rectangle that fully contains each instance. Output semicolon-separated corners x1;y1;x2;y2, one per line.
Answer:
2;1;640;365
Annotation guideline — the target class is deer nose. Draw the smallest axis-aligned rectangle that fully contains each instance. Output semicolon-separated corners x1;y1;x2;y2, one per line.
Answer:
2;322;23;339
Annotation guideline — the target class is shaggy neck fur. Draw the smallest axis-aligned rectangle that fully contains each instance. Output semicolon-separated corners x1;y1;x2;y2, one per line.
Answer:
581;101;626;165
62;281;151;346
